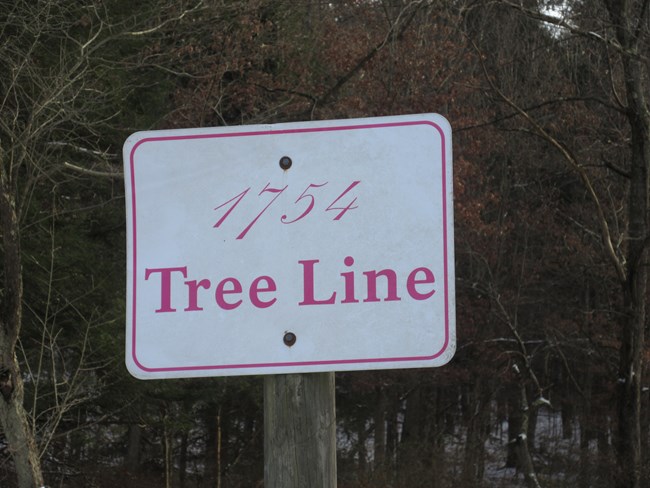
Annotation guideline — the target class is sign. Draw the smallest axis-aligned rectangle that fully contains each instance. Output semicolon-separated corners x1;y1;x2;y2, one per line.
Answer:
123;113;455;379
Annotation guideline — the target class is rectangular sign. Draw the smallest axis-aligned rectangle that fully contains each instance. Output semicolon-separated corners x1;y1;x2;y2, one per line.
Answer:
123;113;455;378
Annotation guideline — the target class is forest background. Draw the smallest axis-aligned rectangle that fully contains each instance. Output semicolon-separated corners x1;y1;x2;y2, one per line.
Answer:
0;0;649;487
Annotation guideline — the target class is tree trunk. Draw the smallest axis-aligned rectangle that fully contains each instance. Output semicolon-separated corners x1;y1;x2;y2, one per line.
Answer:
216;408;222;488
163;420;173;488
356;417;367;475
642;389;650;486
615;61;647;488
201;403;218;488
578;367;593;488
0;358;44;488
0;150;44;488
617;282;645;488
505;387;521;469
179;431;188;488
385;398;399;479
400;386;423;445
515;383;542;488
605;3;650;486
462;380;491;487
125;423;142;472
373;387;386;470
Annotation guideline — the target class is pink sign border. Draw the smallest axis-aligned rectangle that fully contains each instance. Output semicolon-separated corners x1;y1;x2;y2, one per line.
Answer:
128;119;452;373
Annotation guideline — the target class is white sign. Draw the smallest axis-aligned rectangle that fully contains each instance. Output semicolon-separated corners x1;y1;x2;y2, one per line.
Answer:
123;113;455;379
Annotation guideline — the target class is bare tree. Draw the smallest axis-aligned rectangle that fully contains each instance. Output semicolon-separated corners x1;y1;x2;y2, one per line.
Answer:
467;1;650;486
0;1;203;485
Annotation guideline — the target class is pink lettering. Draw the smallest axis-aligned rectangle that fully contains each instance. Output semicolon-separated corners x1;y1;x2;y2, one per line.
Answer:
363;268;401;303
144;266;188;313
249;276;277;308
407;267;436;300
184;279;211;311
340;256;359;303
297;257;434;306
142;259;435;313
299;259;336;305
215;278;243;310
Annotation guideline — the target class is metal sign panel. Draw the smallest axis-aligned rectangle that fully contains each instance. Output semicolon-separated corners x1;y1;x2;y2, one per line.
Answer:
123;113;455;379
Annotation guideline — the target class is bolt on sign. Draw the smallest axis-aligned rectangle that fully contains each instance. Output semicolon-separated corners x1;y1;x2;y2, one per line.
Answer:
123;113;455;379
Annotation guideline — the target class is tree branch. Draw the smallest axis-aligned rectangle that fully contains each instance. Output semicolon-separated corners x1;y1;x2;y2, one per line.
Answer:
125;1;206;37
498;0;648;62
472;39;628;285
314;0;426;111
63;162;123;179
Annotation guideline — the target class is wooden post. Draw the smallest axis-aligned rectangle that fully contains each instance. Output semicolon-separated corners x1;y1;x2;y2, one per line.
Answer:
264;372;337;487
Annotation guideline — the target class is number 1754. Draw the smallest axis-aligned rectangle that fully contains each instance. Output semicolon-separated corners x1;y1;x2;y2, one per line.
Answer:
213;180;361;240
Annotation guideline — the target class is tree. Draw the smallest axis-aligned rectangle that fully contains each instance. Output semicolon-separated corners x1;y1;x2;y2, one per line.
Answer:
466;0;650;486
0;1;202;485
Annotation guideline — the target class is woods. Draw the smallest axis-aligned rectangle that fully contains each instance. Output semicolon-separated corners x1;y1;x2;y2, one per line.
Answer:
1;0;649;487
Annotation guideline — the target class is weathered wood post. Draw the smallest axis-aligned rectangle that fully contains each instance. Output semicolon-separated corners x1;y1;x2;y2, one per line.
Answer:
264;372;337;487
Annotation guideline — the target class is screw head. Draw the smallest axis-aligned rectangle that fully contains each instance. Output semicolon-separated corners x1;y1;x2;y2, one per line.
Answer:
283;332;297;347
279;156;292;170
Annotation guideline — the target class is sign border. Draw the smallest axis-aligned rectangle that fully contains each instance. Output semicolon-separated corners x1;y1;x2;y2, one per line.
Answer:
126;116;453;375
